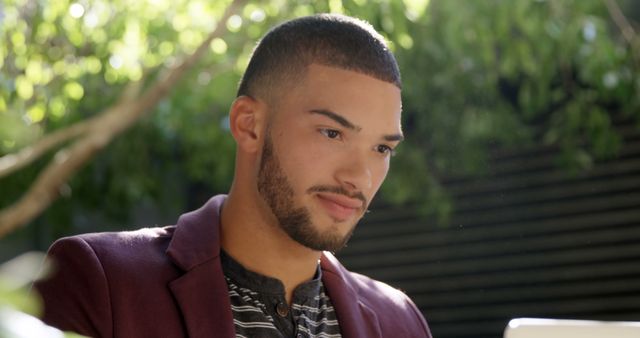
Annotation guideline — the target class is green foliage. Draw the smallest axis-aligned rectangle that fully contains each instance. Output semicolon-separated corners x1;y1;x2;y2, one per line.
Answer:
1;0;639;243
0;0;247;236
0;253;87;337
0;280;39;316
388;0;639;211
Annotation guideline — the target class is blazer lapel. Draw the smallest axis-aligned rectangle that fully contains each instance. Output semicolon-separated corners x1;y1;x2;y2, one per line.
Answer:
321;253;382;338
169;260;234;338
166;195;234;338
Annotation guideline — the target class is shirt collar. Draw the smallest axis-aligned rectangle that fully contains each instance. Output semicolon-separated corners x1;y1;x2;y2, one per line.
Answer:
220;250;323;301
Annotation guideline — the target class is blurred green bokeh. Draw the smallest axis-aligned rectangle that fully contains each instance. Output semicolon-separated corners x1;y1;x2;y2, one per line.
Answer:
0;253;87;337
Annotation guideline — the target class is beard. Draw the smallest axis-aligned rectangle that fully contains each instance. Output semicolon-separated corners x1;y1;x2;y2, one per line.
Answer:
256;134;361;253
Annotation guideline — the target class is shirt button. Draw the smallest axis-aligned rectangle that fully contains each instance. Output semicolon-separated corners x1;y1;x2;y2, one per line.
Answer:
276;301;289;317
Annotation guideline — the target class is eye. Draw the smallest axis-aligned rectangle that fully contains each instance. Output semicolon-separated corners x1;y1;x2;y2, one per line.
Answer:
320;128;341;140
376;144;396;156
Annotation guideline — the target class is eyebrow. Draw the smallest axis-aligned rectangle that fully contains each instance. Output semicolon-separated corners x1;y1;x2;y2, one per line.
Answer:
384;133;404;142
309;109;404;143
309;109;361;131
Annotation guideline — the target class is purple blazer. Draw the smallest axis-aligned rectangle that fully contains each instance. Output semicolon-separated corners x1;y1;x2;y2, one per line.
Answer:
34;195;431;338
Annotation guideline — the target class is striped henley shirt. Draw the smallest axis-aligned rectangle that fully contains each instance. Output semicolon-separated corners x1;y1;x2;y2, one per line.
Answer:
221;251;342;338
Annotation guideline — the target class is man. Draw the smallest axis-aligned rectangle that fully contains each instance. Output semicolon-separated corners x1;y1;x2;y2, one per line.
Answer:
34;14;432;338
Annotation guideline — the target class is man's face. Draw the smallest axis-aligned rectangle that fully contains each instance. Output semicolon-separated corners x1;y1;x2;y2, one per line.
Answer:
257;63;402;252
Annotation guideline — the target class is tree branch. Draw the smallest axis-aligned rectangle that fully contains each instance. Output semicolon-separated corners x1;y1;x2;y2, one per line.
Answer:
0;69;151;180
0;0;246;238
0;120;90;178
604;0;640;64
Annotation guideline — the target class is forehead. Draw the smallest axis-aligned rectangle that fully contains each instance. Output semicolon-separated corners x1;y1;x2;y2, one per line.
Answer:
280;64;402;129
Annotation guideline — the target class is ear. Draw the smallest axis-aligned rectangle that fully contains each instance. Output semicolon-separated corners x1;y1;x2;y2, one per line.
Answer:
229;95;266;153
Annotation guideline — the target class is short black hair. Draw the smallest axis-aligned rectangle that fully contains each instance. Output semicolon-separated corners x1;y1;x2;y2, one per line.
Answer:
236;14;401;103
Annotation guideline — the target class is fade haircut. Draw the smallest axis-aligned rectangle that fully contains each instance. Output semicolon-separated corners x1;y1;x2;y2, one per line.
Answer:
236;14;401;105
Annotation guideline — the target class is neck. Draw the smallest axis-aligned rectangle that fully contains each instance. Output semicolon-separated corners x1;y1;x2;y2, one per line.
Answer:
221;186;321;304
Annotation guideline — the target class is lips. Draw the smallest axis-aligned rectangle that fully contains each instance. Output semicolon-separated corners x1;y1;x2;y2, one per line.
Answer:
315;193;363;221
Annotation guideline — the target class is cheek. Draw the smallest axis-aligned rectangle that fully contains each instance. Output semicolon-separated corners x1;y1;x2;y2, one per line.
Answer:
274;137;326;190
287;133;334;165
371;160;390;191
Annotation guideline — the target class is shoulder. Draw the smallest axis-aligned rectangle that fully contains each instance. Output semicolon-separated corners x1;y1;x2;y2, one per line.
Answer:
51;226;175;259
349;270;410;303
349;271;428;329
35;227;181;336
46;226;178;280
321;253;431;337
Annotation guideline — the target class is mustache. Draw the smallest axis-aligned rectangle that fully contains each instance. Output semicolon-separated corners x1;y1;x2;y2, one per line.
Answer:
307;185;367;207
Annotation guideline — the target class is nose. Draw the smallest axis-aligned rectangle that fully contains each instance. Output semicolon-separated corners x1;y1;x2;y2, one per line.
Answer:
335;150;372;192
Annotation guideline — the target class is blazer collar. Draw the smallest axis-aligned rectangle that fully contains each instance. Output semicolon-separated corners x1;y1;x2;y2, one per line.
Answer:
165;195;235;338
166;195;226;270
321;252;382;338
164;195;381;338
